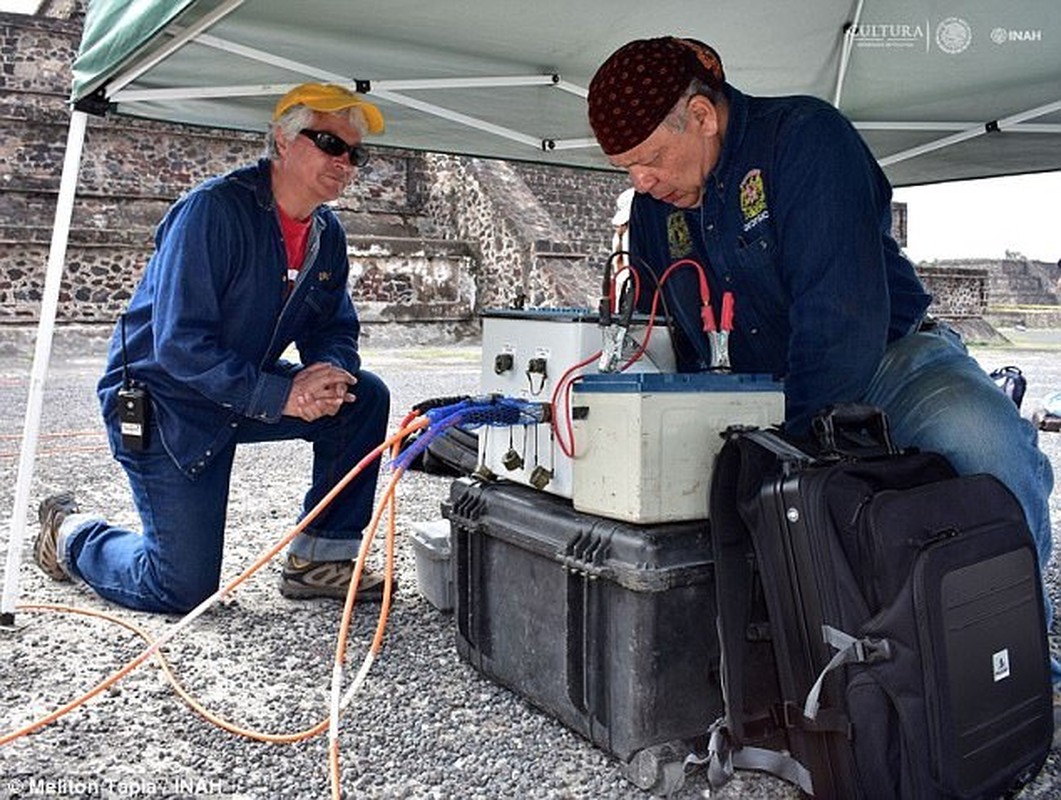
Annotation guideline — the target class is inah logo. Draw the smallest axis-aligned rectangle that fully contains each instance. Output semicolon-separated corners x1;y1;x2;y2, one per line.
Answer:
936;17;973;54
991;26;1043;44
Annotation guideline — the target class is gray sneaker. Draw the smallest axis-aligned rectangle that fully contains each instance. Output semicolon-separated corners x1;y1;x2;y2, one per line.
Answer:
35;491;78;581
279;554;391;602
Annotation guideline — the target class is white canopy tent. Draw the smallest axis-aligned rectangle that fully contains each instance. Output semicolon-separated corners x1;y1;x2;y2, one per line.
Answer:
4;0;1061;621
66;0;1061;183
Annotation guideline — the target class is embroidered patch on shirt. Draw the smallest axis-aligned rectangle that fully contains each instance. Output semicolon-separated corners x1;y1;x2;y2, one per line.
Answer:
667;212;693;259
739;168;770;232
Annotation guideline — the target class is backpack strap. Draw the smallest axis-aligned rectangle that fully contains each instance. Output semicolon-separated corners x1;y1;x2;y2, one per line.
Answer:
803;625;893;720
699;719;815;795
811;404;897;458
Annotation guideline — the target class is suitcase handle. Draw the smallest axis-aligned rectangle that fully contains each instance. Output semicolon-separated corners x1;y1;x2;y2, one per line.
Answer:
812;404;897;458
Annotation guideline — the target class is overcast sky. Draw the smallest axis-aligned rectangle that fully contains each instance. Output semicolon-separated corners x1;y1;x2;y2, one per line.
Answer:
0;0;40;13
893;171;1061;265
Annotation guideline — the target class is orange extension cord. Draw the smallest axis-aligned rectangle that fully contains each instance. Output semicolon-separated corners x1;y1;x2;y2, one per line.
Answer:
2;416;429;799
2;270;720;793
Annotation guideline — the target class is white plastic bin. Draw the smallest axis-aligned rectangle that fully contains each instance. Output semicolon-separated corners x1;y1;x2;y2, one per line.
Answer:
409;519;453;611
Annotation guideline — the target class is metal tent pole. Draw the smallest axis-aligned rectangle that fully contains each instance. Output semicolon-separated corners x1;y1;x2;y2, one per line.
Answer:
832;0;865;108
1;109;89;627
878;98;1061;168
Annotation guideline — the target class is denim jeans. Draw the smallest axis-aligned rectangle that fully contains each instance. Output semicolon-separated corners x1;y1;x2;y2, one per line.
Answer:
862;326;1058;681
62;370;389;613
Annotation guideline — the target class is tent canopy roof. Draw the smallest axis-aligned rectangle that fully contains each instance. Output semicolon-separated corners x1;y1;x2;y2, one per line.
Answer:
70;0;1061;186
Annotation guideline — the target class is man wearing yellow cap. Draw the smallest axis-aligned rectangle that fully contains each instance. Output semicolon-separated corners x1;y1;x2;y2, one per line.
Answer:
34;84;394;612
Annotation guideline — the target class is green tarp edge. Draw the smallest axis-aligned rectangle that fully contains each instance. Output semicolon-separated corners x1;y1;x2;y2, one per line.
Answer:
71;0;199;101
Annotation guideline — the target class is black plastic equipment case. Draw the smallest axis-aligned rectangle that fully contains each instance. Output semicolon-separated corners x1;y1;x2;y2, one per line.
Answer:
442;477;722;785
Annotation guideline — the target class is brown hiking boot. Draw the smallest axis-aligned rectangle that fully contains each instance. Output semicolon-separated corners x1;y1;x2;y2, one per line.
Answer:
35;491;79;581
279;554;391;602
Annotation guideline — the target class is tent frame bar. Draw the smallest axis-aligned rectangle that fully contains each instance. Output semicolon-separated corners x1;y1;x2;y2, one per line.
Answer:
880;98;1061;167
112;75;563;104
370;86;542;149
832;0;865;108
857;121;1061;133
102;8;1061;167
1;111;89;626
109;26;594;154
176;27;589;99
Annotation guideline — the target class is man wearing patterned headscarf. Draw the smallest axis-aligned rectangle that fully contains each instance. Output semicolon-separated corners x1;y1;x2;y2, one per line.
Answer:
588;36;1057;699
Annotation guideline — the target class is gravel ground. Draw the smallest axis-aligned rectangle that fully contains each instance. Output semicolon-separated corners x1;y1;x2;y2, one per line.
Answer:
1;323;1059;800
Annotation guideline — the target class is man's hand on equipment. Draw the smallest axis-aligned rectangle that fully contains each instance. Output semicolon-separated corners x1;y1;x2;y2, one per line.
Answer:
282;362;358;421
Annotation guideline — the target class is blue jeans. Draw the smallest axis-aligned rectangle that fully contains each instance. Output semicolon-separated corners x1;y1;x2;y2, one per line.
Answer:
63;370;390;613
862;326;1058;681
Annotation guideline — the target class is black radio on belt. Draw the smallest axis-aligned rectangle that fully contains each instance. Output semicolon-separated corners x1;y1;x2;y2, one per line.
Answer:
118;384;149;451
118;314;150;452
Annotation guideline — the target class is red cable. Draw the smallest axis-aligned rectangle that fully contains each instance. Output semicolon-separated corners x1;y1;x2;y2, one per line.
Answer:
656;258;713;332
619;256;712;370
551;351;601;458
660;258;710;305
555;258;712;457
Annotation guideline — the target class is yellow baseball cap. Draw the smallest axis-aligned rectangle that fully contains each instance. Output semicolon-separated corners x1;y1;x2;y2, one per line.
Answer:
272;83;385;134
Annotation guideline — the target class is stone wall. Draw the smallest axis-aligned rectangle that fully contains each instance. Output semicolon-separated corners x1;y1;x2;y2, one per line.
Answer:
0;9;632;334
422;155;626;311
0;10;446;324
971;256;1058;307
912;258;1061;326
513;161;630;271
916;266;987;318
926;257;1061;329
347;235;477;323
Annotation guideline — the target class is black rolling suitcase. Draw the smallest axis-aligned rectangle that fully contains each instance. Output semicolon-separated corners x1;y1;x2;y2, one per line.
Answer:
705;405;1052;799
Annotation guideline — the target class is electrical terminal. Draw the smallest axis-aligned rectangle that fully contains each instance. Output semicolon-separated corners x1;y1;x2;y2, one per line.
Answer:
528;465;553;490
598;324;628;373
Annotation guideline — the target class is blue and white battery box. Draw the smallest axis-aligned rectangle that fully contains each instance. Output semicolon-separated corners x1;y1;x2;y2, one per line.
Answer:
571;372;784;524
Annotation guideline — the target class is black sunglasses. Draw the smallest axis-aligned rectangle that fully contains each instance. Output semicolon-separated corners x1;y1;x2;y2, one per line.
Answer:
298;129;370;168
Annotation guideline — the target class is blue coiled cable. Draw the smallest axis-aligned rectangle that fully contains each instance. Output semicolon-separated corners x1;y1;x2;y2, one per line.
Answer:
392;396;546;471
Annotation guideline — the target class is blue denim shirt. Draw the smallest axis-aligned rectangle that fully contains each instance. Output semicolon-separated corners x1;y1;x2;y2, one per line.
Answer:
629;85;931;434
98;159;363;478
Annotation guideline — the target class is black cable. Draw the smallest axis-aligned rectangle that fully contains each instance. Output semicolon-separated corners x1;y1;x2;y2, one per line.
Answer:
616;274;637;329
630;252;682;350
599;250;629;326
410;395;472;415
120;313;131;390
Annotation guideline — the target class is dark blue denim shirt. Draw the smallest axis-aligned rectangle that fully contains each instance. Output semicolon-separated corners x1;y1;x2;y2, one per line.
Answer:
629;85;931;434
98;159;362;478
